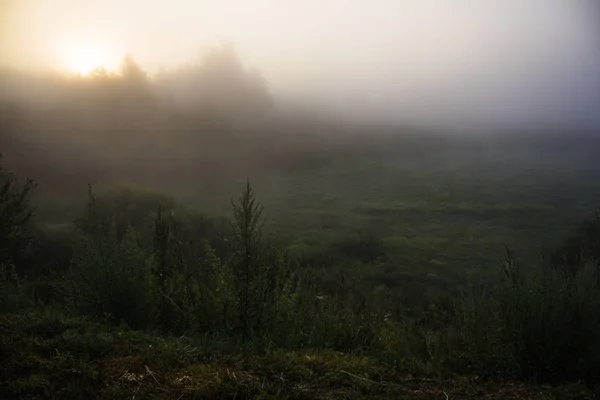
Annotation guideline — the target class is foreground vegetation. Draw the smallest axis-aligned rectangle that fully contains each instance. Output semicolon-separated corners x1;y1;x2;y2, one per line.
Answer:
2;310;589;399
2;154;600;399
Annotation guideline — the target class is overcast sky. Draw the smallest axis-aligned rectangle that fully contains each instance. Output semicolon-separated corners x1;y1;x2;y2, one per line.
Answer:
1;0;599;129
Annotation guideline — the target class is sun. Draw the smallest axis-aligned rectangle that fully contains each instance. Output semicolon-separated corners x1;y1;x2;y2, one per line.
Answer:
58;41;121;76
65;50;107;75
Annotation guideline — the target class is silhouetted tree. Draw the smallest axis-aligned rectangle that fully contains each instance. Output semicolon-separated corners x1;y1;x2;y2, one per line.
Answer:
119;55;153;105
229;181;281;342
0;154;35;273
155;44;272;116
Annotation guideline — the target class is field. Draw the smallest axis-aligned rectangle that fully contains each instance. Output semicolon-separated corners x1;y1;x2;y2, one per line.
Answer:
2;57;600;398
3;132;600;399
25;133;600;305
2;310;588;400
171;137;600;306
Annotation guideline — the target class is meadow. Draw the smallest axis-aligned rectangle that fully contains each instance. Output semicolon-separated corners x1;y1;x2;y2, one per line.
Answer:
3;132;600;399
2;54;600;398
109;135;600;308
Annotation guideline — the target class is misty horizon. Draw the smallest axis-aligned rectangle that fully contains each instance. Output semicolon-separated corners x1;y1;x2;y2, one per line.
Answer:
4;3;600;395
2;0;599;130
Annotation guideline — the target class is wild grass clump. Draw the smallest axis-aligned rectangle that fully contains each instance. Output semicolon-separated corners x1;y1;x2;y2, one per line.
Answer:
270;273;380;351
451;248;600;383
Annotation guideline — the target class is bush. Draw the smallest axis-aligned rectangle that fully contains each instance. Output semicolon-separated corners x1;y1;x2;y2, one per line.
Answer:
69;186;158;329
23;223;73;279
73;182;176;240
27;279;70;307
0;272;33;313
0;153;35;273
14;174;600;389
150;205;231;334
453;251;600;383
551;210;600;275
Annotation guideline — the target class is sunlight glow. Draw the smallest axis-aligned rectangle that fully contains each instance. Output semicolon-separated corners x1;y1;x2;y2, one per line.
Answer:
58;41;121;76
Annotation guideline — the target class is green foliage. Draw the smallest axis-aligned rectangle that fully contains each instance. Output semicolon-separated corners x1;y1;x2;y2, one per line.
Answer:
74;182;176;240
48;183;600;387
0;154;35;273
0;155;36;313
228;181;285;342
26;279;70;307
2;309;575;400
0;275;33;313
334;232;387;263
24;223;74;279
268;269;378;351
150;204;232;334
452;252;600;383
6;176;600;395
69;186;158;329
551;210;600;275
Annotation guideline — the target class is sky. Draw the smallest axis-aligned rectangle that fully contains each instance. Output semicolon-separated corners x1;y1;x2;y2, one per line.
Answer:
1;0;599;129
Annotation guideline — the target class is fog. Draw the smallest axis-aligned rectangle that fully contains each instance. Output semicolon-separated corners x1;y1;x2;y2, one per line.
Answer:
2;0;600;215
4;4;600;387
2;0;599;129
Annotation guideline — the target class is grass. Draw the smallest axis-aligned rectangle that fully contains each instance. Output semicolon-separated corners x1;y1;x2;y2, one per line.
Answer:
32;144;600;282
4;139;600;399
0;309;592;400
3;50;600;398
226;152;600;311
251;151;599;248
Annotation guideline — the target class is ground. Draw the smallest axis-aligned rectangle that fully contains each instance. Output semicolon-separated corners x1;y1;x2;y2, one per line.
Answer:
1;310;593;399
6;134;600;399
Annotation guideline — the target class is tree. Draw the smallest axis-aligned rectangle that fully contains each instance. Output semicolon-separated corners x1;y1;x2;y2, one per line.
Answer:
154;44;272;115
229;181;280;342
119;55;153;105
0;154;35;275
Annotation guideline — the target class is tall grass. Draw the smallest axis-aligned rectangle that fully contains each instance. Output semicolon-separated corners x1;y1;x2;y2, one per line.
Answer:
4;150;600;388
62;182;388;355
451;251;600;383
43;183;600;385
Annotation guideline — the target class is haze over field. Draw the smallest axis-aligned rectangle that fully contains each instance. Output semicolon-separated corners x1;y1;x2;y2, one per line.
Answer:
5;4;600;396
1;0;599;130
